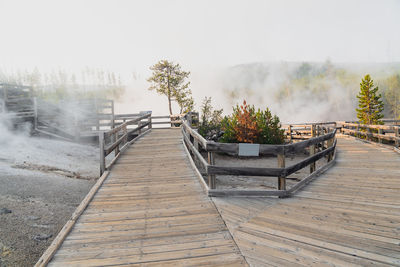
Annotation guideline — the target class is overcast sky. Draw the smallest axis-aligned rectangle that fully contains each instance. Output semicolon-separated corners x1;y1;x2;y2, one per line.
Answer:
1;0;399;73
1;0;399;115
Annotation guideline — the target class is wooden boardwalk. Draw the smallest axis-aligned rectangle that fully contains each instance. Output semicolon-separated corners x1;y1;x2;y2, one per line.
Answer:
44;130;400;266
214;136;400;266
48;129;247;266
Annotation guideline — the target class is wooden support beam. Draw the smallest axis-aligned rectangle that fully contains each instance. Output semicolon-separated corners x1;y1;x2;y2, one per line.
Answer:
99;132;106;176
148;116;152;129
209;189;287;197
277;152;286;192
310;124;316;173
207;165;284;177
208;152;216;189
327;137;334;162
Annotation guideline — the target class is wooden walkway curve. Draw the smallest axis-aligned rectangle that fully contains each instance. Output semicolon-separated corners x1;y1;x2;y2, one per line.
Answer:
43;130;400;266
214;135;400;266
47;129;247;266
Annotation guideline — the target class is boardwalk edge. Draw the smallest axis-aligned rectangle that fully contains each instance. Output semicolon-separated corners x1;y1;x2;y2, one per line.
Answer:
34;170;111;267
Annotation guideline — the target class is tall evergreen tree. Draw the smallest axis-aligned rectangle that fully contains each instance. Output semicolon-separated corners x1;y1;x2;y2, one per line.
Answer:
147;60;191;115
356;74;384;124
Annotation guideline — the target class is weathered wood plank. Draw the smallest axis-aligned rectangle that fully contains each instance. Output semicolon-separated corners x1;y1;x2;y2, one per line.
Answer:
207;165;284;177
45;129;247;266
212;136;400;266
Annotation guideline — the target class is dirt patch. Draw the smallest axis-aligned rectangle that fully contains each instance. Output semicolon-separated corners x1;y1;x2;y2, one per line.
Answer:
0;174;95;267
11;163;96;180
0;135;98;266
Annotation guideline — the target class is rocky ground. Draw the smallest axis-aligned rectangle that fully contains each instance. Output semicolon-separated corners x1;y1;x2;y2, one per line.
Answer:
0;132;98;267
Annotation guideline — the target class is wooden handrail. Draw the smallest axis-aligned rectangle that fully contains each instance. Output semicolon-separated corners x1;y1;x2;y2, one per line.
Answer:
343;122;398;130
104;113;151;138
181;121;207;148
100;111;152;175
181;117;337;196
342;122;400;147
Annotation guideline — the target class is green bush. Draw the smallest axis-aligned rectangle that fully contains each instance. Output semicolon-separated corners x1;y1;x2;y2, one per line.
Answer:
198;97;223;140
220;100;284;144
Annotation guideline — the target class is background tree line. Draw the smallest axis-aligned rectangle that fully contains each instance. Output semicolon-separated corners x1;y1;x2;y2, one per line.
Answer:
0;67;126;101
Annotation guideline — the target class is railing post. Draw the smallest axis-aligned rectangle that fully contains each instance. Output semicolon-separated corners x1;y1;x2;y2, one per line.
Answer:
327;137;334;162
208;152;216;189
138;121;142;135
115;130;120;156
288;125;292;142
317;125;322;151
310;124;316;173
99;132;106;176
367;127;372;141
356;124;359;138
148;115;152;129
277;151;286;192
395;127;399;148
123;125;128;144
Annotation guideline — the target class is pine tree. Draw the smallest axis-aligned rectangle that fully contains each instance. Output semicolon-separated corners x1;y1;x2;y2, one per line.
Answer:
356;74;384;124
147;60;191;115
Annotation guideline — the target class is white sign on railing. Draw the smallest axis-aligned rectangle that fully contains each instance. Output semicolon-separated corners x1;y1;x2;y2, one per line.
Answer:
238;143;260;156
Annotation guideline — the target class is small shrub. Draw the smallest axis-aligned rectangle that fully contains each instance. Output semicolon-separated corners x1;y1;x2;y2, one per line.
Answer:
220;100;284;144
198;97;223;140
232;101;260;143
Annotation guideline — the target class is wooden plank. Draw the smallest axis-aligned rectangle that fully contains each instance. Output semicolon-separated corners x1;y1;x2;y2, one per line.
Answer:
209;189;287;197
211;135;400;266
46;129;247;266
207;165;284;177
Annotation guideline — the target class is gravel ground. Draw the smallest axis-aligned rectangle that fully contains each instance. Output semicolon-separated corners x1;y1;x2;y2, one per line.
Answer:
0;132;98;267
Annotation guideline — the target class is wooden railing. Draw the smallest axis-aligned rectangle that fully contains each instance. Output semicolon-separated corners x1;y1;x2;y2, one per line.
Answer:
99;111;152;175
151;114;183;127
341;122;400;147
344;119;400;126
382;119;400;125
285;122;337;141
114;113;190;128
181;120;337;197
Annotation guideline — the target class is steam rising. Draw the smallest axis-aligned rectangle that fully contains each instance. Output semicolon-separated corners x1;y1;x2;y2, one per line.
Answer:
117;61;400;123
